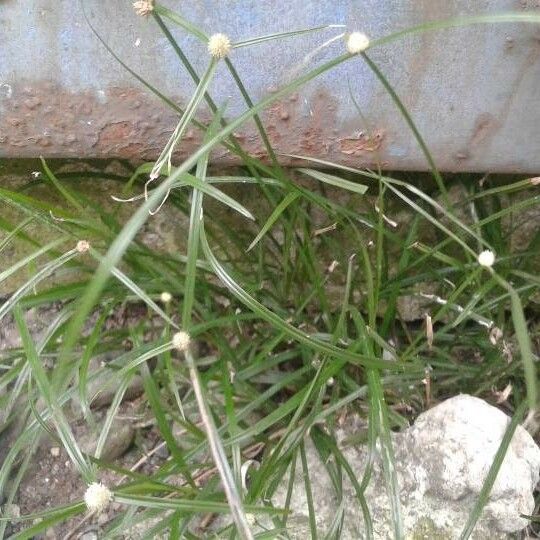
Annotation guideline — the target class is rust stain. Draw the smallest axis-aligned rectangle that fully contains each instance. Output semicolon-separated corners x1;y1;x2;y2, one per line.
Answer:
262;89;341;157
338;130;385;156
0;82;188;160
518;0;540;9
0;77;531;174
469;113;500;147
97;121;135;147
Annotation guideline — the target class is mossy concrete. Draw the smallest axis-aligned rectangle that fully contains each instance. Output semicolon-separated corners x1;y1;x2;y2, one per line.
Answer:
1;161;539;322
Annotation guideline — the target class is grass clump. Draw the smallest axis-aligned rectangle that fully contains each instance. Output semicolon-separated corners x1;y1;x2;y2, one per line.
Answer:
0;4;539;539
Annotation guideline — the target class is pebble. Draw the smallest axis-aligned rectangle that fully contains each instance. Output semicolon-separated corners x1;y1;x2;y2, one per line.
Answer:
79;419;135;461
80;531;99;540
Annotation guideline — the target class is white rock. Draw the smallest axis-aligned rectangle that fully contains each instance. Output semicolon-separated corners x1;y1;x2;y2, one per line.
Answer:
404;394;540;533
266;395;540;539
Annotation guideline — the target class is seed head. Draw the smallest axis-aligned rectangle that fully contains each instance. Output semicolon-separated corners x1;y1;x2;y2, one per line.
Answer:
346;32;370;54
133;0;154;16
160;291;172;304
477;249;495;268
172;331;191;352
76;240;90;254
208;33;232;59
84;482;113;514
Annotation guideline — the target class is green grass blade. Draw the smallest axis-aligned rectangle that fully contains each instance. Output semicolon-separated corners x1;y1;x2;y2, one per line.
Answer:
83;6;184;114
78;305;111;417
247;192;300;252
0;238;65;285
493;274;538;409
8;504;83;540
200;223;393;370
233;25;343;48
153;5;208;41
40;158;84;213
373;13;540;49
56;50;354;387
182;173;255;221
107;263;178;328
12;306;92;482
150;60;217;182
299;441;318;540
114;492;282;516
182;106;224;328
94;375;131;460
361;53;447;200
297;168;368;195
0;246;77;323
184;350;254;539
0;216;35;253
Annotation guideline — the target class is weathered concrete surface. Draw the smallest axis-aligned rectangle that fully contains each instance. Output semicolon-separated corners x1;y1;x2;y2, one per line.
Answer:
1;1;540;172
0;161;190;295
1;162;539;302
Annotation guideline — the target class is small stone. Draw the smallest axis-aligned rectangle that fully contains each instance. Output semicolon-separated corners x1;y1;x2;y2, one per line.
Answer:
79;419;134;461
6;503;20;519
24;97;41;110
71;358;144;411
404;395;540;533
50;446;60;457
262;395;540;539
97;511;109;525
155;443;170;459
80;531;99;540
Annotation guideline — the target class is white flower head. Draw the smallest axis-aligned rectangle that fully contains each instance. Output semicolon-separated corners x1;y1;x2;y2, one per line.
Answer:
478;249;495;268
133;0;154;16
208;33;232;59
84;482;113;514
172;331;191;352
76;240;90;254
346;32;370;54
160;291;172;303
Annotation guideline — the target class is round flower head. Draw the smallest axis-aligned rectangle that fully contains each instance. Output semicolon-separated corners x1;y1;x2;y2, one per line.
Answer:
478;249;495;268
346;32;370;54
208;33;232;59
84;482;113;514
160;291;172;304
76;240;90;254
172;331;191;352
133;0;154;16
